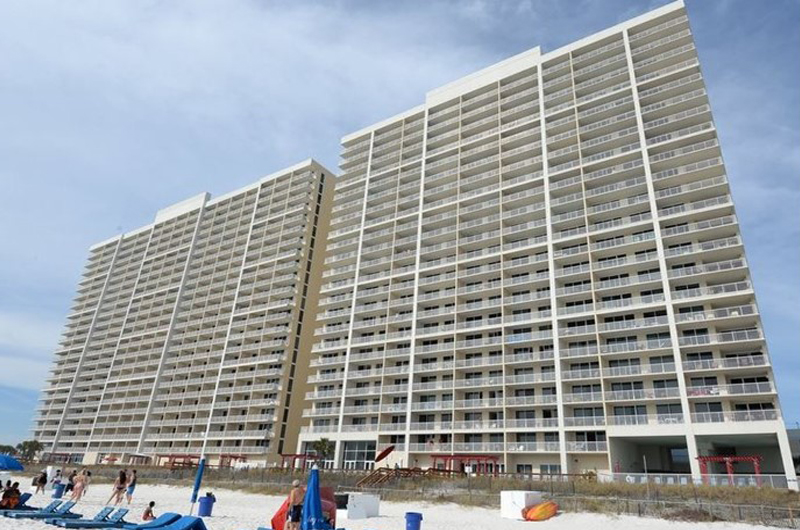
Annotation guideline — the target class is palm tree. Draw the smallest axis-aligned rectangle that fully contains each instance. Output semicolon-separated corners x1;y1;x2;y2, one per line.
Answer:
0;444;17;455
16;440;43;461
309;438;334;466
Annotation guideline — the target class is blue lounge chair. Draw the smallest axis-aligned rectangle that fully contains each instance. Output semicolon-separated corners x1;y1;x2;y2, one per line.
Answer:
8;500;81;519
47;506;115;526
121;512;182;529
3;499;62;518
0;492;34;514
52;508;130;528
156;516;208;530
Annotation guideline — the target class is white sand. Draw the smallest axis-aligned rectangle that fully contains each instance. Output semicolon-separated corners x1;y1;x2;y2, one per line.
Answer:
0;477;772;530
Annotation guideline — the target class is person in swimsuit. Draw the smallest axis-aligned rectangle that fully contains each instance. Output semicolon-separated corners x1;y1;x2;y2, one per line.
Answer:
285;479;305;530
106;471;127;505
65;471;77;494
142;501;156;521
34;472;47;495
70;470;90;502
125;470;137;505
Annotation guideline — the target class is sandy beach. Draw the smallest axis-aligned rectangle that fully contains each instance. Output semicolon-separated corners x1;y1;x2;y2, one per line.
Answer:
0;478;774;530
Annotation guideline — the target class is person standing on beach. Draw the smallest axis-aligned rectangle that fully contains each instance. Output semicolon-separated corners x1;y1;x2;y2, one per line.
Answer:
125;470;137;504
34;471;47;494
65;470;77;494
70;470;90;502
285;479;305;530
106;471;127;505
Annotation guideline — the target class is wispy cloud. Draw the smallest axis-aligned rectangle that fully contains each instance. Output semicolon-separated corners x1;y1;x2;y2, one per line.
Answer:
0;310;64;356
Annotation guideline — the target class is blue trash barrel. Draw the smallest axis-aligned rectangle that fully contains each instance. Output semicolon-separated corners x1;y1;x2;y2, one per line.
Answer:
405;512;423;530
198;496;215;517
52;484;66;499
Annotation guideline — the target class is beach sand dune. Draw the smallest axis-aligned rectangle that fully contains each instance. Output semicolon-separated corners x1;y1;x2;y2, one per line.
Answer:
0;479;773;530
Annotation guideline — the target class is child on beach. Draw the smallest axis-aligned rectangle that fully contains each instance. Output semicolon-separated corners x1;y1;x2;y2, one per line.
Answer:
142;501;156;521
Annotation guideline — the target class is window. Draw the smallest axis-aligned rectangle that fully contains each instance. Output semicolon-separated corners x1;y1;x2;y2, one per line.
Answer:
670;448;690;466
614;405;646;416
734;402;774;411
690;376;717;387
656;403;682;415
341;441;376;470
540;464;561;475
686;352;713;361
694;402;723;422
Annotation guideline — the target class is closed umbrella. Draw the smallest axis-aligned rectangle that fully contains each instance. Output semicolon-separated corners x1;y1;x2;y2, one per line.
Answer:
0;454;24;471
189;457;206;515
301;466;331;530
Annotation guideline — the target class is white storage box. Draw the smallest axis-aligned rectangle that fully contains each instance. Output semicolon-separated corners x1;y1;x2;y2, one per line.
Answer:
340;492;380;519
500;490;543;520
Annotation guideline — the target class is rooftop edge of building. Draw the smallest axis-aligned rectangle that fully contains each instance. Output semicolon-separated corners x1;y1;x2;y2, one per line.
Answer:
88;158;335;251
341;0;685;144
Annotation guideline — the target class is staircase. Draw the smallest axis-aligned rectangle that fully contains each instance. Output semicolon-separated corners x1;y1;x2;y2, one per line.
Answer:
356;467;459;487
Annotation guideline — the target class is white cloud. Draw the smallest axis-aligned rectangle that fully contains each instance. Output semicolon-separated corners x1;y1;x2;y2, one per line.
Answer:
0;310;63;358
0;355;51;392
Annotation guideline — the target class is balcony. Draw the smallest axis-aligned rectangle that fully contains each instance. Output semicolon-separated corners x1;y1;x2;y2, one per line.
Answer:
607;413;684;426
565;441;608;452
682;354;766;372
603;363;676;378
604;387;681;401
562;392;603;404
678;329;763;348
563;416;606;427
691;410;779;423
687;382;774;398
671;281;751;301
507;441;561;453
300;425;338;434
599;338;672;355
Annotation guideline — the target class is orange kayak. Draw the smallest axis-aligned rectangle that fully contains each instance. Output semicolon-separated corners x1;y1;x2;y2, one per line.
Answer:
522;501;559;521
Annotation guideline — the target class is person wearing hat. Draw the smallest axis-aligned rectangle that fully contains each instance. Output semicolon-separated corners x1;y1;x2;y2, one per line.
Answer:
285;479;305;530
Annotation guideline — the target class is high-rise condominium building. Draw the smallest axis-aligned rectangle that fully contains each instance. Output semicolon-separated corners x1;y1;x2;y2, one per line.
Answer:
300;1;797;489
34;159;334;466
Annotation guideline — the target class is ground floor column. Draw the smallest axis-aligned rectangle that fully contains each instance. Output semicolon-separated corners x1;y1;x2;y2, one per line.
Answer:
685;432;702;484
776;429;799;491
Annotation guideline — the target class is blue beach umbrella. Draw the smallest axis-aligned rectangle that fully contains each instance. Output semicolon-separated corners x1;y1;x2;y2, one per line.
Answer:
189;457;206;515
0;454;24;471
301;466;331;530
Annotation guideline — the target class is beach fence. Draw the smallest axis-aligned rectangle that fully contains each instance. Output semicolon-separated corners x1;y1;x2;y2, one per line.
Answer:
547;494;800;528
44;464;800;527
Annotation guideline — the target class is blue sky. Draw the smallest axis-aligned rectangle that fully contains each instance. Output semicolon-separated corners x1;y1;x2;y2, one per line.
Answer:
0;0;798;445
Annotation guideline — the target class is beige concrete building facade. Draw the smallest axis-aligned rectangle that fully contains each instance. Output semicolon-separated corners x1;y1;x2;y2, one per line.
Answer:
34;159;334;467
300;1;798;489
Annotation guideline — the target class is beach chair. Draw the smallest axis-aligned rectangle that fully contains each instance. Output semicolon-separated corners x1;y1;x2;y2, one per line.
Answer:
52;507;130;528
46;506;115;526
0;492;34;514
121;512;182;529
3;499;63;518
8;500;81;520
155;515;208;530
